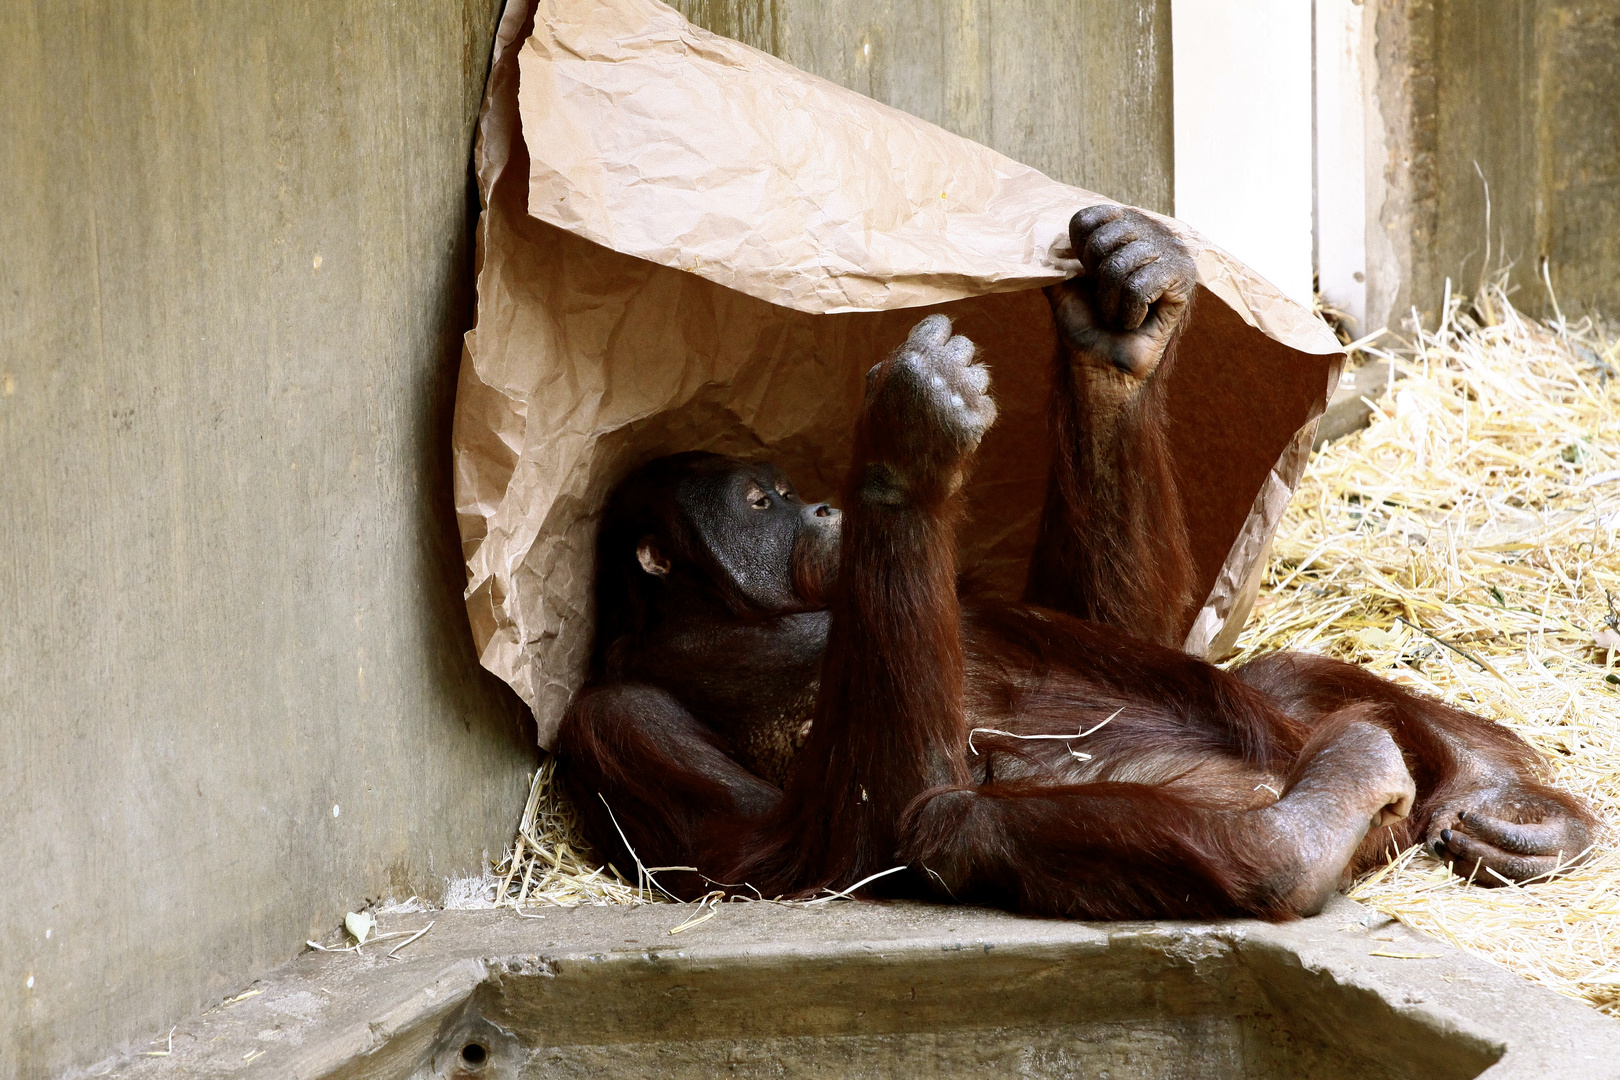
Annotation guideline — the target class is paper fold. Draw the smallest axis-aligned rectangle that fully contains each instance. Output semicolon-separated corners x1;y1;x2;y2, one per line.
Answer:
455;0;1343;745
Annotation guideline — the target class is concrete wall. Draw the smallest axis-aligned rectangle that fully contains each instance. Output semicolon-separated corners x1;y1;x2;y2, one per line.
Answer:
0;3;536;1077
1368;0;1620;328
671;0;1619;332
671;0;1175;214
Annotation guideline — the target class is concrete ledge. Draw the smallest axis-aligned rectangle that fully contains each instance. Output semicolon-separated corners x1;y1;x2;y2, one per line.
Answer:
94;895;1620;1079
1315;360;1399;449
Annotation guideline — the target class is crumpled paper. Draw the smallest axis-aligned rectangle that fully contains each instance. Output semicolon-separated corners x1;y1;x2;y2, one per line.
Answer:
455;0;1345;746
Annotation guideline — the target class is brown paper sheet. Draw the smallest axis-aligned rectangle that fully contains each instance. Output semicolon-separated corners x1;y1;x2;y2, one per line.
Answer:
455;0;1345;746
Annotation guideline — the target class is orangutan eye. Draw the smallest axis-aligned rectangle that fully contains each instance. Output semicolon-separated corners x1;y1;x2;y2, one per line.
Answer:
752;493;772;510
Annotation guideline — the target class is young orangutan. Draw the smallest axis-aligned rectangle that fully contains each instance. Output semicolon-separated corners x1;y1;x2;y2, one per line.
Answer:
559;205;1597;919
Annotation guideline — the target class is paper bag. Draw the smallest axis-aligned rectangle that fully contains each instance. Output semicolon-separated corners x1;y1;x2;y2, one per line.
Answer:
455;0;1345;746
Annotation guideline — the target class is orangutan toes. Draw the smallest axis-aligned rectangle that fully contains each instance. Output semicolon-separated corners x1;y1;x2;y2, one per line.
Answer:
857;314;997;503
1429;786;1596;885
868;314;996;446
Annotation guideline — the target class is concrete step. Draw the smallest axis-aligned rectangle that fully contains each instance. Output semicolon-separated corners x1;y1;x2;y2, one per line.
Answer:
95;894;1620;1079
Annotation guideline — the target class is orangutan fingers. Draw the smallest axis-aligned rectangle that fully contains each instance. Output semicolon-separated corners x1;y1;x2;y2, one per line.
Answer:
1080;217;1142;276
1094;240;1162;329
1118;259;1189;332
1069;204;1125;259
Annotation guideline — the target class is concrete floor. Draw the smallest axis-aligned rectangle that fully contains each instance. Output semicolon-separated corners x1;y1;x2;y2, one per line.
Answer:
91;894;1620;1079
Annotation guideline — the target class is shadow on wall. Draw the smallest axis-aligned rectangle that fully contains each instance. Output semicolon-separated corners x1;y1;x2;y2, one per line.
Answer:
423;165;540;757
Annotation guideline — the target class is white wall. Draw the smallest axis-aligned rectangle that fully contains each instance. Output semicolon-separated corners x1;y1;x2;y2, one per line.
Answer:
1314;0;1370;334
1171;0;1315;307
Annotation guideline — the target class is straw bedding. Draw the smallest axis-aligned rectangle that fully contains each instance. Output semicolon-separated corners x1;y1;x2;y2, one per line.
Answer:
1254;281;1620;1015
489;280;1620;1014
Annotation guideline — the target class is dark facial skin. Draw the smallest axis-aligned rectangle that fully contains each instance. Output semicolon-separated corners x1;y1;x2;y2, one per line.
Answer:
658;460;840;613
600;454;840;782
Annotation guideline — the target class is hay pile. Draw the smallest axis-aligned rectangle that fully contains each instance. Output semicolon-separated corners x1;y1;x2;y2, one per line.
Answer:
490;279;1620;1011
1235;280;1620;1015
492;755;655;907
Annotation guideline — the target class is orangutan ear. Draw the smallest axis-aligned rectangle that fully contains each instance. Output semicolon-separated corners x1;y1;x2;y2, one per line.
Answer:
635;539;671;577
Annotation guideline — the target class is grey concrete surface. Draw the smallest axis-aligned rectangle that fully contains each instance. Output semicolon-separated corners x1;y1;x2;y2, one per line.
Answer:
1314;360;1400;449
670;0;1175;215
1369;0;1620;329
0;3;537;1078
96;897;1620;1079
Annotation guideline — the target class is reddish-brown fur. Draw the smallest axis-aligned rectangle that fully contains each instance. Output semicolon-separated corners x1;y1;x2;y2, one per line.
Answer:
1024;327;1198;647
559;208;1596;919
